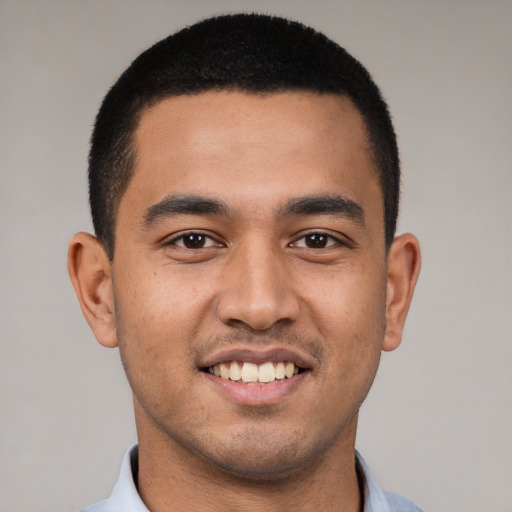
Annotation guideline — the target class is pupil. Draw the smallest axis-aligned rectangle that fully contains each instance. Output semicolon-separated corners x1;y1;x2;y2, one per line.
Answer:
184;234;205;248
306;234;327;248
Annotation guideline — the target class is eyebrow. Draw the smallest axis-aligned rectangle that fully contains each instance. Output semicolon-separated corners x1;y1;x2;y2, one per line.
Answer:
277;194;365;225
142;192;364;228
142;194;230;227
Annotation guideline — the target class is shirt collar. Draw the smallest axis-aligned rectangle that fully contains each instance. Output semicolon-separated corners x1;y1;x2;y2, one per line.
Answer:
356;450;423;512
356;450;393;512
108;444;149;511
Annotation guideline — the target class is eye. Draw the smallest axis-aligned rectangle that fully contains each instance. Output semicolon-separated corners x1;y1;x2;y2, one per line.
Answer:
169;233;220;249
292;233;340;249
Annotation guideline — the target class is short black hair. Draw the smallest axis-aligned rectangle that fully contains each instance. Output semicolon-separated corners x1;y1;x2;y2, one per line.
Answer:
89;13;400;259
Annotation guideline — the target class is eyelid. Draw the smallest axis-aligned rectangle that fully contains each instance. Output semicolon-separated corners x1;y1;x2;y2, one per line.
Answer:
289;230;350;248
165;231;224;248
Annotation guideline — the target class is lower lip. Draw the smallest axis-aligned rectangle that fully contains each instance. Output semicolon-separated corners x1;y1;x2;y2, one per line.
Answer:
201;371;308;406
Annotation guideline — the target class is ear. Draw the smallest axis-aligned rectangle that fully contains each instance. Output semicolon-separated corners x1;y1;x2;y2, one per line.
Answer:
382;233;421;352
67;232;118;348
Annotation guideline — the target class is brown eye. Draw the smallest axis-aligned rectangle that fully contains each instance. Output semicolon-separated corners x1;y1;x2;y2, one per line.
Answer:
181;234;207;248
290;232;340;249
304;234;329;248
170;233;219;249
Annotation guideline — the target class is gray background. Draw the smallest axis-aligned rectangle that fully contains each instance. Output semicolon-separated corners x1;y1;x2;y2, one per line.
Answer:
1;1;511;511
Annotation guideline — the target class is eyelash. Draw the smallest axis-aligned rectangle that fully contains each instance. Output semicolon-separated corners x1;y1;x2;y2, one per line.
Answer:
166;231;344;250
290;232;343;249
167;232;222;249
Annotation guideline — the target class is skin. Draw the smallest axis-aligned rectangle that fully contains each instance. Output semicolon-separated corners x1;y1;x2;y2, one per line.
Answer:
68;91;420;512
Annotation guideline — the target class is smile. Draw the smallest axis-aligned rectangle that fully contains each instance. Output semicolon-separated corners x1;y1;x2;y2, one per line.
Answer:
205;361;302;384
199;349;313;405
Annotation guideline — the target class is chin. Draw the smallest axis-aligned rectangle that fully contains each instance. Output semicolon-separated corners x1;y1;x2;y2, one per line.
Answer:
204;451;312;482
189;427;334;483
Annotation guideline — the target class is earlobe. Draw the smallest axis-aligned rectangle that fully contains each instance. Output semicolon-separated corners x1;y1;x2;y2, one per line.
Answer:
67;232;118;348
382;233;421;352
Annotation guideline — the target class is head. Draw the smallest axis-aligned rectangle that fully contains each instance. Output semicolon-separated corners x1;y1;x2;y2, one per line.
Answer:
89;13;400;260
69;14;420;485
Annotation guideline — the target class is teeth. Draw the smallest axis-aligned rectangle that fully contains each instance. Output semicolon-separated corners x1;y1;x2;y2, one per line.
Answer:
275;362;286;379
219;362;230;379
229;361;242;381
210;361;301;383
241;362;259;382
258;362;275;382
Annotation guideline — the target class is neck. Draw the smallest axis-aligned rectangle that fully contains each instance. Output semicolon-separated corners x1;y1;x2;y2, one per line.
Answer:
134;413;362;512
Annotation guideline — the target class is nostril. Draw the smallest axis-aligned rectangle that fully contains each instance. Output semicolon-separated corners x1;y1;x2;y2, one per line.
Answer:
217;303;300;332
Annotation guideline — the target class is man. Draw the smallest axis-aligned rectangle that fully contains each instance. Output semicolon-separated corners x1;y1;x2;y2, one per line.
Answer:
68;13;421;512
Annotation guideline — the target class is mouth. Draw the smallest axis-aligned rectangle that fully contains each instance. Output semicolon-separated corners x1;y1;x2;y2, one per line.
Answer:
198;348;314;405
201;360;306;384
199;346;313;387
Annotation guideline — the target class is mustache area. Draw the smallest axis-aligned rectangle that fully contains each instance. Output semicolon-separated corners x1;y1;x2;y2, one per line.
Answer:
188;328;325;369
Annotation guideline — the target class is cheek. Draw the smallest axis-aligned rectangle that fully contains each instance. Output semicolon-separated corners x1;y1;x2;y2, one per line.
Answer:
114;258;210;332
304;264;387;392
307;263;386;340
111;259;220;388
113;292;198;433
111;269;187;393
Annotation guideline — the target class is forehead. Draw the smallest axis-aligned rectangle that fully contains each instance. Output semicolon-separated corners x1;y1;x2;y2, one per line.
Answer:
122;91;381;223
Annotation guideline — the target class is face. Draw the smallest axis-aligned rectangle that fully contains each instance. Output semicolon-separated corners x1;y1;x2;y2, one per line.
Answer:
112;91;388;478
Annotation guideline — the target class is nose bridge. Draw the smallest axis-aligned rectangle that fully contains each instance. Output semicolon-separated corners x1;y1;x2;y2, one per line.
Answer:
216;238;299;330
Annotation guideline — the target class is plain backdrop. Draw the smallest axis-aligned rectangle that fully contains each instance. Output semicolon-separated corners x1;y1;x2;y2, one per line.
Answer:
1;1;511;511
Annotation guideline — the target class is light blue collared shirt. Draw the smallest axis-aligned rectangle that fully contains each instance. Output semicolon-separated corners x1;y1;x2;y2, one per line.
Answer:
80;445;423;512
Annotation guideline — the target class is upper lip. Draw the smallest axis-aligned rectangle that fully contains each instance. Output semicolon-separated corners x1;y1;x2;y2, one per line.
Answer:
199;346;315;370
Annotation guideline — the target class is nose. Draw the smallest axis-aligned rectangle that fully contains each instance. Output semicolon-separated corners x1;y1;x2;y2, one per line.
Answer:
216;244;300;331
